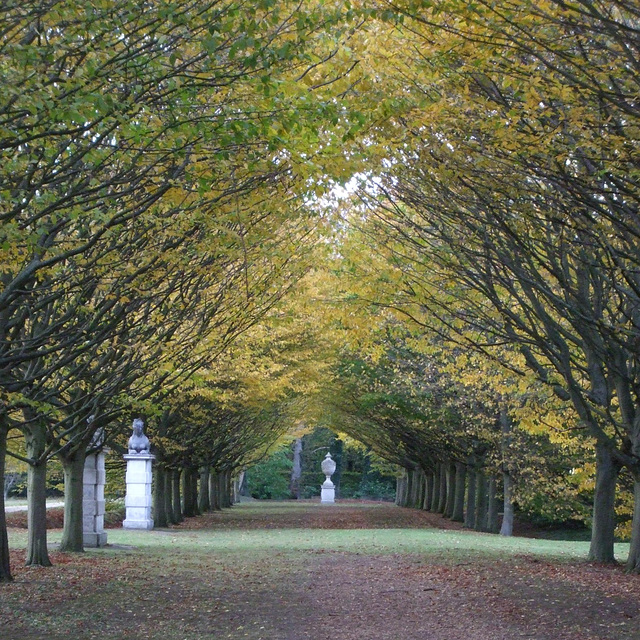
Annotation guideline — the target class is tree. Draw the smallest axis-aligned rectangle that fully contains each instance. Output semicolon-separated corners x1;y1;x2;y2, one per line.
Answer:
345;0;640;566
0;0;367;573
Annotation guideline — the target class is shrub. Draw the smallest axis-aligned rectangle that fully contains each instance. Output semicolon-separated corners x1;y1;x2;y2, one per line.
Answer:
246;449;293;500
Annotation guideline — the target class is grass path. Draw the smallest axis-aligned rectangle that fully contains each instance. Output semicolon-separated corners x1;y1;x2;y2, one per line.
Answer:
2;501;639;639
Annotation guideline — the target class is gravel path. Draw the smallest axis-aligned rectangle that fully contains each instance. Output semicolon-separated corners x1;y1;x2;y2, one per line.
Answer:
4;501;64;513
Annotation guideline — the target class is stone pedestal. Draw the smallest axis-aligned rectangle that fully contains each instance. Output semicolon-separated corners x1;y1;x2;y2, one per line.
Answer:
83;452;107;547
321;478;335;504
123;453;155;530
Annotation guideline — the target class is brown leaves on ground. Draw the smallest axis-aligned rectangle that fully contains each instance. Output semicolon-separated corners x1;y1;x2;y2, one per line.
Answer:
5;507;65;529
173;499;466;531
5;506;124;529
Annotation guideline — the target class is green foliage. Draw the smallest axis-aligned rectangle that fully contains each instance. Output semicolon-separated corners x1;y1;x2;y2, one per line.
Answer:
246;448;292;500
353;478;396;501
104;453;126;500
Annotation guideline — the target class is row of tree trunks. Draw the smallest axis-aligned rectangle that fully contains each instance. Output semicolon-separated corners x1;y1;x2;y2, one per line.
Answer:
153;466;237;527
397;462;505;535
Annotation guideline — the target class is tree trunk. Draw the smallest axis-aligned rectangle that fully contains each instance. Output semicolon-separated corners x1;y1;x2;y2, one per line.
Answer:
475;470;488;532
406;468;415;508
165;469;175;524
217;470;229;508
627;471;640;572
431;464;441;512
25;427;51;567
0;422;12;582
198;467;210;513
589;443;619;563
464;466;477;529
224;469;233;507
290;438;303;499
192;468;201;513
182;467;196;518
172;468;183;523
237;470;247;499
210;470;221;511
487;476;499;533
444;462;456;518
500;471;514;536
396;472;406;506
499;408;514;537
331;437;343;498
403;471;411;506
451;462;466;522
423;472;433;511
415;470;425;510
437;463;447;513
59;451;86;552
153;465;168;527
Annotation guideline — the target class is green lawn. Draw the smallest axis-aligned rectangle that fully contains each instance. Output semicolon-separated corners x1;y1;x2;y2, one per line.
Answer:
7;524;630;562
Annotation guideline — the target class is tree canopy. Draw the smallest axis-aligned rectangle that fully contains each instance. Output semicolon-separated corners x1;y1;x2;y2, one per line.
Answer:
2;0;640;582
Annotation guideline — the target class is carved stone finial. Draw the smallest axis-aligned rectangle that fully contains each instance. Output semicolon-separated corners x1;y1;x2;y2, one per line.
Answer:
128;418;150;454
321;452;336;480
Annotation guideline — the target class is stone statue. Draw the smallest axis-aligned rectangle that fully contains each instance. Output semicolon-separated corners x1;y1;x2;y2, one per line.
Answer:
128;418;150;454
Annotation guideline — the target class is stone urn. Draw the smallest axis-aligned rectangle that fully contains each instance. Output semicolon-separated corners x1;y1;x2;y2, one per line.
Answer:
320;453;336;504
321;452;336;481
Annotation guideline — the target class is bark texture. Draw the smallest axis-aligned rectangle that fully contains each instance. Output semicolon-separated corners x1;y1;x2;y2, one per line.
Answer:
192;468;202;514
198;467;210;513
444;462;456;518
25;428;51;567
154;465;169;527
451;462;466;522
210;469;221;511
172;468;183;522
627;473;640;572
423;472;433;511
487;477;499;533
165;470;175;524
431;464;441;512
588;443;619;564
437;463;447;513
182;467;197;518
500;471;514;536
223;469;233;507
290;438;303;499
464;466;477;529
475;470;488;532
0;422;12;581
59;452;86;552
416;470;425;510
